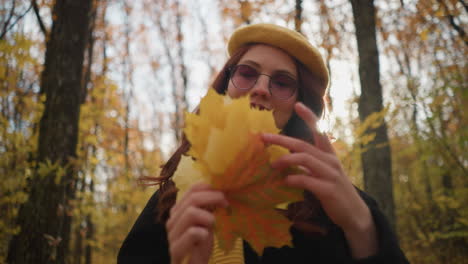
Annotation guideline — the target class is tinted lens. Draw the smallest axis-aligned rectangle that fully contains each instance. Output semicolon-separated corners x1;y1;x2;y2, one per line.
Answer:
232;65;258;90
270;73;297;99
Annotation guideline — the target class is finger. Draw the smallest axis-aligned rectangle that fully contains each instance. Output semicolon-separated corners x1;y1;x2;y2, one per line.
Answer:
172;183;213;213
261;133;335;165
272;152;337;179
169;226;210;264
295;102;319;131
167;206;215;243
284;174;331;199
171;183;220;220
262;133;312;153
168;191;226;232
294;102;335;154
167;190;228;231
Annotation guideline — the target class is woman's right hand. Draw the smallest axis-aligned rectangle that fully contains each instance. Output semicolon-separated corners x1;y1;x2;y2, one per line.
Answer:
166;183;228;264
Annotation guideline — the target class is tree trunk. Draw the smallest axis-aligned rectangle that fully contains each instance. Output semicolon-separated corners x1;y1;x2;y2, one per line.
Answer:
7;0;93;263
350;0;396;230
175;0;188;112
154;12;181;143
123;0;133;177
84;200;94;264
73;219;83;264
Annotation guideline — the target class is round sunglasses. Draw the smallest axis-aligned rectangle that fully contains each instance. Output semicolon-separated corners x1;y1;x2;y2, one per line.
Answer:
229;64;298;100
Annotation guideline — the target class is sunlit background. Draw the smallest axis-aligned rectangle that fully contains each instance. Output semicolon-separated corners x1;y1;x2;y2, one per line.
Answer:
1;0;466;263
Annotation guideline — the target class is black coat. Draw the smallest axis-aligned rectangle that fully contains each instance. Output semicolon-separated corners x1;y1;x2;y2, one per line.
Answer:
118;189;409;264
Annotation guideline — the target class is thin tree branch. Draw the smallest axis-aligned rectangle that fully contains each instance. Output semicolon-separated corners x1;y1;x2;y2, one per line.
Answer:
0;0;16;40
195;0;216;77
295;0;303;33
175;0;188;111
459;0;468;13
0;2;32;40
31;0;48;37
421;99;468;175
238;0;251;25
152;2;182;143
437;0;467;46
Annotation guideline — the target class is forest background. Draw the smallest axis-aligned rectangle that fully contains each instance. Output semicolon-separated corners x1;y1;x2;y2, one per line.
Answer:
0;0;466;263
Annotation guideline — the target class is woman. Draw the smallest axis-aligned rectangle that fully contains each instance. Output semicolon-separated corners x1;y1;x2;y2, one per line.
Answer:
118;24;409;264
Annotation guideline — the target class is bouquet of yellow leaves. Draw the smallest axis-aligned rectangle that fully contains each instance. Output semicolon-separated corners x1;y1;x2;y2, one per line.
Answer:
173;89;302;255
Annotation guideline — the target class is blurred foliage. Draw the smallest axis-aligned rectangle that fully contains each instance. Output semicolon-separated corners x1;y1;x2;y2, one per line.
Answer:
0;33;43;262
392;72;468;263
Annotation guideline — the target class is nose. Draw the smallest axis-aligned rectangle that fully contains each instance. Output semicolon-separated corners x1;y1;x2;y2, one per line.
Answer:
250;75;270;98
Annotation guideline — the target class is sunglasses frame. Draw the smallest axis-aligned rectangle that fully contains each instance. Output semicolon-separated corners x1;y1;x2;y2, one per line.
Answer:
228;64;298;100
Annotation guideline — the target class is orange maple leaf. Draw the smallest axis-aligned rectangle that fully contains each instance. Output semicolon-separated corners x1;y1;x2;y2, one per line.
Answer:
213;135;301;255
173;89;302;255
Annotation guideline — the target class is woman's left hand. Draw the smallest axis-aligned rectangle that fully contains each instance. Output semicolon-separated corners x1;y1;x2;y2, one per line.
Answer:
261;102;378;259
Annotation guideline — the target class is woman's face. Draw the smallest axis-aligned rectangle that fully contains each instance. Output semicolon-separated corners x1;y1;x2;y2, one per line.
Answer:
227;44;298;129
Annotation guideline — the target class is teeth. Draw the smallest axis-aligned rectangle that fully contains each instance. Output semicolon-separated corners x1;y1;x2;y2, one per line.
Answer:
250;103;268;111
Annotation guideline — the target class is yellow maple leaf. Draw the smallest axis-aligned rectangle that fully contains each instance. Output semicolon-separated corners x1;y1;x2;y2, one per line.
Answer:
173;89;302;255
172;156;208;200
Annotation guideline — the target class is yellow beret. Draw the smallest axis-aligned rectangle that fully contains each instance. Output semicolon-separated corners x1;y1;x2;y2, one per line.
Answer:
227;23;329;96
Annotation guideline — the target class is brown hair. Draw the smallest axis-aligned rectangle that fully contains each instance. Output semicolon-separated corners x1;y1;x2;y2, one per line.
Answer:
150;44;327;235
